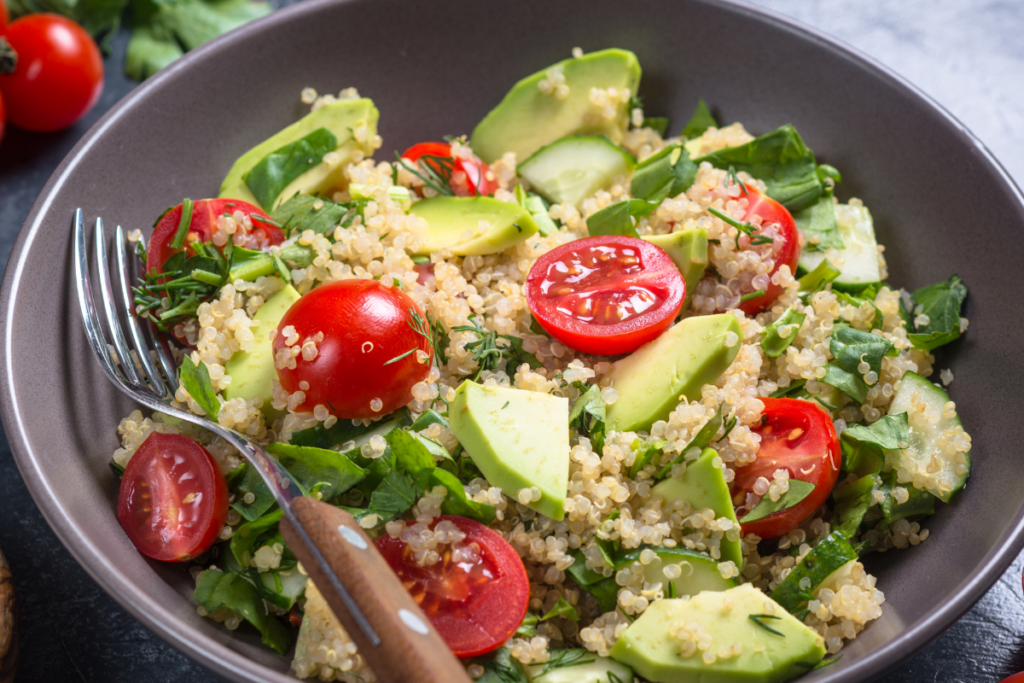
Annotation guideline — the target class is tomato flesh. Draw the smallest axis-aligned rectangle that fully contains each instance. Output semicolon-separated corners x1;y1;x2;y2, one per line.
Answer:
733;187;801;315
526;235;685;355
147;198;284;274
375;515;529;658
117;432;228;562
274;279;432;418
0;14;103;132
730;398;840;539
403;142;499;197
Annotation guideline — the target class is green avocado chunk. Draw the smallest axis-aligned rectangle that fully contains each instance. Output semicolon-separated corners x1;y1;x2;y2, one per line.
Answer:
652;448;742;568
609;586;826;683
219;98;379;209
605;314;743;434
617;546;735;599
449;381;569;520
409;196;539;256
470;49;641;164
223;284;300;412
642;230;708;308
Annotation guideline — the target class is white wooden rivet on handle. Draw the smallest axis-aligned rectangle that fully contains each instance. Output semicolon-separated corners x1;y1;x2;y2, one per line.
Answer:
338;525;368;550
398;608;429;635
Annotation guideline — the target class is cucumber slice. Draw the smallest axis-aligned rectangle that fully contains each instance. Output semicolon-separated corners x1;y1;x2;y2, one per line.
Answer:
884;371;971;502
518;136;636;208
616;547;735;599
799;203;881;287
771;531;857;614
527;650;633;683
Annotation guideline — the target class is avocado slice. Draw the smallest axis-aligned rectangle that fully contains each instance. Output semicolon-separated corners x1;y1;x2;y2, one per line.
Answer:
470;49;641;164
605;314;742;434
223;284;300;412
642;230;708;308
609;586;826;683
652;448;742;568
448;380;569;520
409;196;539;256
219;98;379;209
617;546;735;599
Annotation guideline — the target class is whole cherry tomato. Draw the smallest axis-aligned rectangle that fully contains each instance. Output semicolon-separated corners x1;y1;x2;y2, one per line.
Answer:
0;14;103;131
403;142;499;197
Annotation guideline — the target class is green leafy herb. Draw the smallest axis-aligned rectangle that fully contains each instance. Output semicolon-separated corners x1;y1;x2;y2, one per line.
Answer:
535;649;595;676
642;116;670;136
630;145;697;204
628;438;665;479
229;463;276;521
569;384;607;453
179;356;220;420
681;98;718;138
831;325;894;376
831;473;877;537
906;275;968;351
514;613;538;638
409;409;449;431
289;409;409;450
762;307;806;357
566;549;609;588
467;648;529;683
748;614;785;637
430;468;496;524
841;413;909;451
194;568;291;653
265;443;367;502
585;200;640;237
656;405;723;479
877;470;935;525
797;258;840;293
698;125;824;212
452;315;541;380
169;198;194;250
821;363;867;404
540;598;579;622
230;509;284;568
383;348;417;366
243;128;338;210
586;577;621;613
740;479;816;523
793;195;843;251
770;379;807;398
272;194;359;235
835;290;884;330
385;427;438;491
360;468;419;525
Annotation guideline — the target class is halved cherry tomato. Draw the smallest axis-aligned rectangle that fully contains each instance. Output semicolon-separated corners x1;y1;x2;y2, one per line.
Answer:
117;432;229;562
0;14;103;132
147;198;284;274
0;0;8;29
274;279;432;418
375;515;529;658
402;142;499;197
732;186;801;315
0;90;5;146
1000;674;1024;683
730;398;841;539
525;235;685;355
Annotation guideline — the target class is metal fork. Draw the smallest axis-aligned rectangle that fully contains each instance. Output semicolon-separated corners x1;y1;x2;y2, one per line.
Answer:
72;209;471;683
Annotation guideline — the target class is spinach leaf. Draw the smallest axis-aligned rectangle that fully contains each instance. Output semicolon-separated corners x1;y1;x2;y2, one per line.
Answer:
630;145;698;203
243;127;338;210
740;479;816;523
361;468;419;524
271;194;358;236
569;384;607;453
761;307;806;358
230;509;283;568
830;325;894;377
656;405;723;479
540;597;579;622
566;550;609;588
265;443;367;502
585;577;620;613
906;275;968;351
194;568;291;654
831;474;877;538
385;427;438;491
877;470;935;524
793;195;843;251
179;356;220;420
466;648;529;683
290;409;410;449
409;409;449;431
698;125;823;212
628;438;666;479
770;379;807;399
821;363;868;404
840;436;884;477
841;413;909;451
681;98;718;138
515;613;539;638
229;463;276;521
585;201;640;237
430;468;496;525
798;258;840;293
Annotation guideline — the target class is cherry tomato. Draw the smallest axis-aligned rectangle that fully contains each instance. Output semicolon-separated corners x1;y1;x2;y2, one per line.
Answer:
402;142;499;197
730;398;841;539
0;14;103;132
525;235;685;355
117;432;229;562
732;186;801;315
0;90;5;146
375;515;529;658
1000;675;1024;683
147;198;284;274
0;0;8;31
274;279;432;418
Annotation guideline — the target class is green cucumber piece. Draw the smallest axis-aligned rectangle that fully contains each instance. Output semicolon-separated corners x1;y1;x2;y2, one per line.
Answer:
518;136;635;208
884;371;971;502
771;531;858;614
799;203;881;287
527;651;633;683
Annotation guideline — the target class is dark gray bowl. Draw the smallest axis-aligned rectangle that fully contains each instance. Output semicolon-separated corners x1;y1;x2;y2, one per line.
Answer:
1;0;1022;680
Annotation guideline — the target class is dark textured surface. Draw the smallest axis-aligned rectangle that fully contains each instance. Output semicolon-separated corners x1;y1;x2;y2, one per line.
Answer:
0;1;1022;682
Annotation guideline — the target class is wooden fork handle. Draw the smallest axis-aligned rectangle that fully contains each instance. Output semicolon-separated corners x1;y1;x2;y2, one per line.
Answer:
280;497;472;683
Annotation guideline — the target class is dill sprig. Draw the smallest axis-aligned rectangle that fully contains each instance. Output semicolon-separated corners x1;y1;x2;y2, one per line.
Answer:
394;151;455;196
748;613;785;637
708;206;774;245
451;314;540;380
536;649;594;677
739;289;767;303
132;240;225;332
724;166;748;196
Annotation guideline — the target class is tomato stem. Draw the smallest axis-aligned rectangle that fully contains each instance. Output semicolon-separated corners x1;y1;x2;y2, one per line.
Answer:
0;37;17;75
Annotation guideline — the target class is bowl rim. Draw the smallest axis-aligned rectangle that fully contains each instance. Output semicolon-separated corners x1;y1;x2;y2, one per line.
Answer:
3;0;1023;681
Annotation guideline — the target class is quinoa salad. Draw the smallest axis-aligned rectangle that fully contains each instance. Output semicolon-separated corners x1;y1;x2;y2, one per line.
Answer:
109;48;972;683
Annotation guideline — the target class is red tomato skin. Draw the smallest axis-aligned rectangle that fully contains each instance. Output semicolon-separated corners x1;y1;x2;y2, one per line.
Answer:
146;198;284;273
525;235;685;355
274;279;432;419
403;142;499;197
117;432;228;562
0;90;5;146
0;0;8;29
0;14;103;132
731;398;841;539
1001;674;1024;683
735;188;801;316
375;515;529;658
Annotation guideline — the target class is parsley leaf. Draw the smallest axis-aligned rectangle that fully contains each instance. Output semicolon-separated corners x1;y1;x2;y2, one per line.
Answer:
740;479;816;523
271;194;360;235
569;384;607;453
179;356;220;420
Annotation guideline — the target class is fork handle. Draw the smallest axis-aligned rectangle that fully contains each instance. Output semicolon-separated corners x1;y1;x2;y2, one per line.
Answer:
280;498;473;683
